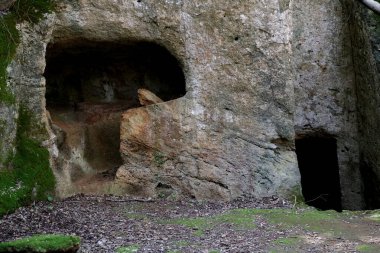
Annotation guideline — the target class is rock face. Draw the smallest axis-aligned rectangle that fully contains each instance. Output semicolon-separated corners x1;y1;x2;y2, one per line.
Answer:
292;0;363;209
49;0;301;201
347;0;380;209
1;0;380;209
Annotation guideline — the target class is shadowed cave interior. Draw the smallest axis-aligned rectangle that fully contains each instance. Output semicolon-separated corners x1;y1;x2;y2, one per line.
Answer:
295;136;342;211
44;40;186;193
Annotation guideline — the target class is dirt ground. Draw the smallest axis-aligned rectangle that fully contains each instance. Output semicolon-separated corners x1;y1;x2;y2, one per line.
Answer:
0;195;379;253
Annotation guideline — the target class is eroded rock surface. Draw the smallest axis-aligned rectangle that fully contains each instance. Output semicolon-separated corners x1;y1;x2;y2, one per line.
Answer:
103;0;299;200
44;0;300;201
292;0;363;209
1;0;379;209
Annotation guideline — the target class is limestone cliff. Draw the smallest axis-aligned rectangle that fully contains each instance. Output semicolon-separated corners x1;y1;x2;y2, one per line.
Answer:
0;0;379;211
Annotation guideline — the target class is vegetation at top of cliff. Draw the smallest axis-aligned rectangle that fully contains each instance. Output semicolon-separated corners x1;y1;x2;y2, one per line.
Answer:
11;0;55;24
0;0;54;105
0;106;55;217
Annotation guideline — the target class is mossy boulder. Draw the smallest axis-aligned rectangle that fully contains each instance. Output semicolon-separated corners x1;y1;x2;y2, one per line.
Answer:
0;234;80;253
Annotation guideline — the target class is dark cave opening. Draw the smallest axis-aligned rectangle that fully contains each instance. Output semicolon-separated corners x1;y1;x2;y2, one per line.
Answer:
45;41;186;109
44;40;186;191
295;136;342;211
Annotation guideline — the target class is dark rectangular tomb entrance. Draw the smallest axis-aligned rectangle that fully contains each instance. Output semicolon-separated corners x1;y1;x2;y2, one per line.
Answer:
295;136;342;211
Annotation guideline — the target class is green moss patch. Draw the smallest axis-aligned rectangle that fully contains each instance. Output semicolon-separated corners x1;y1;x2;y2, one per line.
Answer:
0;107;55;216
161;208;342;238
356;244;380;253
247;208;341;233
268;236;303;253
367;211;380;222
116;245;139;253
0;234;80;253
161;209;256;236
246;208;380;241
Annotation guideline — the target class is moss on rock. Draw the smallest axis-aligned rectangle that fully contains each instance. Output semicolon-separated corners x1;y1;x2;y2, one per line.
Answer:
0;12;18;105
0;107;55;216
0;0;56;216
0;234;80;253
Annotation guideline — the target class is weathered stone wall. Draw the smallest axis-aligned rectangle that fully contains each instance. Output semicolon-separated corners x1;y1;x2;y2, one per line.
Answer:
1;15;54;169
292;0;363;209
346;0;380;209
45;0;301;200
2;0;380;209
8;18;55;134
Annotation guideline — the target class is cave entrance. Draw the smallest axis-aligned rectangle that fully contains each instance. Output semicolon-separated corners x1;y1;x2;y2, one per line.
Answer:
44;40;186;194
295;136;342;211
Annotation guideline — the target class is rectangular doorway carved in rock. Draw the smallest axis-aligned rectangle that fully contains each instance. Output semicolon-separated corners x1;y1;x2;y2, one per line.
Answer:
295;136;342;211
